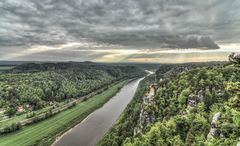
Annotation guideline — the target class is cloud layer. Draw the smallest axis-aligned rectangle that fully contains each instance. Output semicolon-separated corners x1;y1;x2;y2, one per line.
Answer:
0;0;240;61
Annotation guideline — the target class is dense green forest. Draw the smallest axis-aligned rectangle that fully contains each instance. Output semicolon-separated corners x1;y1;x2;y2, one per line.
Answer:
100;63;240;146
0;62;145;117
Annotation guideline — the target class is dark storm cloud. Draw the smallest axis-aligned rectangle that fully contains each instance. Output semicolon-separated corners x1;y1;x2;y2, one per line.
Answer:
0;0;240;52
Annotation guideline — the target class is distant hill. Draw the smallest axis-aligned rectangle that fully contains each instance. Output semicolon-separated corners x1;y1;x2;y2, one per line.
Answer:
0;61;37;66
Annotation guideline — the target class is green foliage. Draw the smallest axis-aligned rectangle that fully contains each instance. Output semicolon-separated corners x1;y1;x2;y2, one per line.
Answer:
26;112;36;118
4;106;17;117
178;88;191;105
0;123;22;134
0;62;145;115
107;64;240;146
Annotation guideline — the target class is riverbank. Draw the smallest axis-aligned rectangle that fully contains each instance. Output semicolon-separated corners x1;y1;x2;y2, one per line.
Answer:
52;78;144;146
98;74;156;146
0;79;130;146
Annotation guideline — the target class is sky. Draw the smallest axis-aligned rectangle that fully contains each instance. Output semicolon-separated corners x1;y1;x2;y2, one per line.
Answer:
0;0;240;63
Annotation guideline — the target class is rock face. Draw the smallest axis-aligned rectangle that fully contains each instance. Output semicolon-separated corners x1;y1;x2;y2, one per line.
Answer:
207;112;221;139
237;137;240;146
229;53;240;64
187;90;204;107
134;84;157;135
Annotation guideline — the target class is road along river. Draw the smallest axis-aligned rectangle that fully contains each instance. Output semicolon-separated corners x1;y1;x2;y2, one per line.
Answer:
53;77;144;146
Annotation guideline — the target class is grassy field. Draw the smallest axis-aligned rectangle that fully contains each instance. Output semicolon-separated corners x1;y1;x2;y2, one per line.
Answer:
0;99;73;128
0;80;127;146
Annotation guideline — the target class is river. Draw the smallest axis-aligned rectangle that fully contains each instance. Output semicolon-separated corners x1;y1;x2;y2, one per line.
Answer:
53;77;144;146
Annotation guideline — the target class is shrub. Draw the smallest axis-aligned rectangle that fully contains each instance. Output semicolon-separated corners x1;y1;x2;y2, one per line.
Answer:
1;123;22;134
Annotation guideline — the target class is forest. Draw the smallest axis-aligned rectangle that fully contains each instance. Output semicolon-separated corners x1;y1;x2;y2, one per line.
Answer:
0;62;146;117
100;62;240;146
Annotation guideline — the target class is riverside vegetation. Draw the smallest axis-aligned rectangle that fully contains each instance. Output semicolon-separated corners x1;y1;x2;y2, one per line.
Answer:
99;62;240;146
0;62;146;145
0;80;129;146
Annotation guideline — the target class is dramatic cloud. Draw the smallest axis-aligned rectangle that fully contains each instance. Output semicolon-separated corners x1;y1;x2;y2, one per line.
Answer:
0;0;240;62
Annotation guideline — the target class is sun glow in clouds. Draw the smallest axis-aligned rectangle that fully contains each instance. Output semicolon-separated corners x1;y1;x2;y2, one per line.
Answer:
2;41;240;63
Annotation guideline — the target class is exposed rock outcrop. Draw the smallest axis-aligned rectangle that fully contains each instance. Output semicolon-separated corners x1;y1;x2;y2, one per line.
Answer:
134;84;157;135
229;53;240;64
187;90;204;107
237;137;240;146
207;112;221;139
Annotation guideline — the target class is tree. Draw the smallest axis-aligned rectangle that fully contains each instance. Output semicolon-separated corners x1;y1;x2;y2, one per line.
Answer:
185;127;195;146
5;106;17;117
175;116;190;140
0;99;4;108
203;89;214;111
172;135;184;146
178;88;191;105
